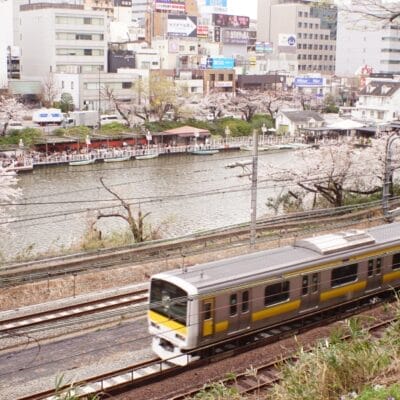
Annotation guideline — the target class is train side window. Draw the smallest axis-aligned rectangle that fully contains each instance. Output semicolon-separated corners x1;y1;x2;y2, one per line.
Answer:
368;260;374;277
264;281;290;306
376;258;382;274
331;264;358;287
392;253;400;270
302;276;308;295
242;291;249;313
312;273;318;293
230;294;237;315
204;303;212;320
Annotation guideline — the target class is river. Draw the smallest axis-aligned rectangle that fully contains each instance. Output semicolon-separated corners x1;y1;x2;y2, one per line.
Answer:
2;150;299;261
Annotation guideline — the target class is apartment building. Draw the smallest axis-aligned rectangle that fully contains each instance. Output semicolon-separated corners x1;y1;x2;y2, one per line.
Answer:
270;2;337;74
19;3;108;77
336;8;400;76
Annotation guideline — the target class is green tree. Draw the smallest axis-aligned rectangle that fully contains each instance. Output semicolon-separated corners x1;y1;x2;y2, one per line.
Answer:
59;92;74;113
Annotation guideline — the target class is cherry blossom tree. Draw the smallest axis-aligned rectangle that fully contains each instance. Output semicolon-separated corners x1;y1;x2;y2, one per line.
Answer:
265;137;396;210
0;168;21;241
0;95;27;136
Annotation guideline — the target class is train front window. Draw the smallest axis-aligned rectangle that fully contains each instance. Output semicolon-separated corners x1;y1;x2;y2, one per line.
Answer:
150;279;187;324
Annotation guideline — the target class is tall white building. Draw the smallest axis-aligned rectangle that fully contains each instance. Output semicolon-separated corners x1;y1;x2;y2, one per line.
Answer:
336;7;400;76
0;0;13;88
19;2;108;78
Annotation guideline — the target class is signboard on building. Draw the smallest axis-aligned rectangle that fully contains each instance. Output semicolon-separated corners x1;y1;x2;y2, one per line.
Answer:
222;29;250;45
167;15;197;37
197;25;209;38
207;57;234;69
155;0;185;13
294;77;324;87
114;0;132;6
206;0;227;6
255;41;273;53
215;81;233;87
278;33;296;53
214;26;221;42
212;13;250;29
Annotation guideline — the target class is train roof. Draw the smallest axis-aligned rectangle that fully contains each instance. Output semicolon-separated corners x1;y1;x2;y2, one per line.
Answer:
154;222;400;295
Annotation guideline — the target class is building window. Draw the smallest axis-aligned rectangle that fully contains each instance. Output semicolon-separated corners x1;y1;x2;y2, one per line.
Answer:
122;82;132;89
179;45;185;52
308;44;312;49
84;49;92;56
304;12;308;17
298;11;303;17
298;44;302;49
298;22;302;28
189;45;196;51
303;44;307;49
71;81;74;90
304;22;308;28
310;23;313;28
61;80;64;89
298;33;302;38
218;74;224;80
303;33;307;39
228;74;233;80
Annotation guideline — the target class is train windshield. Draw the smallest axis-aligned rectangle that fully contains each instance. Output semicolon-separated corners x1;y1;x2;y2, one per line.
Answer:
150;279;188;325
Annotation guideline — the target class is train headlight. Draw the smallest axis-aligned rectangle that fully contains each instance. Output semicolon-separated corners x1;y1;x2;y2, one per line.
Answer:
175;333;185;342
151;321;160;329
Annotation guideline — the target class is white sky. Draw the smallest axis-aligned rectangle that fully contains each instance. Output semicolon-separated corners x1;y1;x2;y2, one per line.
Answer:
228;0;257;18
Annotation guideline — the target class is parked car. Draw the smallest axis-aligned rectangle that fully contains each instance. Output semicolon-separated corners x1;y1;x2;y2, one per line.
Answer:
6;121;24;132
100;114;127;126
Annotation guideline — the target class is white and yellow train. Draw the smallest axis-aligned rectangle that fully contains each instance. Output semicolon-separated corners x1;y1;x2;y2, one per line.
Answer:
148;222;400;365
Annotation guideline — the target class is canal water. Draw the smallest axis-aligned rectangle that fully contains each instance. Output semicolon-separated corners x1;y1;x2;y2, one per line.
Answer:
2;150;298;260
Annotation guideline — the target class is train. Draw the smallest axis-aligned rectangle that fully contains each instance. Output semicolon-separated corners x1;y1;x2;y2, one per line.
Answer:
148;222;400;365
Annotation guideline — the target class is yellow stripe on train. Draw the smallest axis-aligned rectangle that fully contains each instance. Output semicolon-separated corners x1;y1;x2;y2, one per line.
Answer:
252;299;301;322
383;270;400;284
320;281;366;302
149;310;187;336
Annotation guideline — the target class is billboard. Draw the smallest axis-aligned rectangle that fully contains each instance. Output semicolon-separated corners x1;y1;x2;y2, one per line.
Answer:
222;29;250;45
213;13;250;29
207;57;235;69
294;77;324;87
155;0;185;12
255;41;273;53
167;15;197;37
114;0;132;6
205;0;227;6
197;24;209;38
278;33;296;53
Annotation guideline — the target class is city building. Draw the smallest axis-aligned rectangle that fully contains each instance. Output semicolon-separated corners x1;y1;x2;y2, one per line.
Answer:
257;0;337;75
336;5;400;76
19;2;108;77
0;0;13;88
351;76;400;124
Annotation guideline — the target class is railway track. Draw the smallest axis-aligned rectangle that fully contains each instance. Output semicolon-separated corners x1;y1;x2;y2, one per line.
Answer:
0;201;389;288
0;286;148;336
16;289;397;400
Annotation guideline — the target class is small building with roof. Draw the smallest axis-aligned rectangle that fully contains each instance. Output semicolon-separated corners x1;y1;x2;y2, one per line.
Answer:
275;110;325;136
152;125;210;147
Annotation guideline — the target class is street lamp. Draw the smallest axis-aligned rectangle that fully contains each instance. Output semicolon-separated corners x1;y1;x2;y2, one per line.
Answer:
261;123;267;144
225;125;231;146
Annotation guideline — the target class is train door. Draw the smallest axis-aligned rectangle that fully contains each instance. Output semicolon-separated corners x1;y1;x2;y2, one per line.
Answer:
300;272;320;311
228;290;251;333
201;298;214;338
366;258;382;291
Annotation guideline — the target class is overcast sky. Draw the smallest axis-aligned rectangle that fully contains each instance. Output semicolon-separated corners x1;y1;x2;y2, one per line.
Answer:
228;0;257;18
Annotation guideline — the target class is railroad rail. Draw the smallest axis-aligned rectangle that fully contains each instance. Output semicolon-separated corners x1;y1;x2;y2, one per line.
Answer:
0;288;148;335
0;200;390;288
16;288;398;400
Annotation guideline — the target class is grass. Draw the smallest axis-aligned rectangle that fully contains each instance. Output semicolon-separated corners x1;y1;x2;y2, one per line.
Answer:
191;300;400;400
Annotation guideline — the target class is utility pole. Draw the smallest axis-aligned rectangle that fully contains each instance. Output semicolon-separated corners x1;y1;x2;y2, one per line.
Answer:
250;128;259;247
383;132;400;221
225;129;259;247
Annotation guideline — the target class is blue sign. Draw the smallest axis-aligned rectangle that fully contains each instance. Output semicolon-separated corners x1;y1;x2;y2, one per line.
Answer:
205;0;227;6
294;77;324;87
207;57;234;69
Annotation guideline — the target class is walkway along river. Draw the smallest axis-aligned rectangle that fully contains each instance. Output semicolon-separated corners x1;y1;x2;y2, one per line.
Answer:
1;148;300;261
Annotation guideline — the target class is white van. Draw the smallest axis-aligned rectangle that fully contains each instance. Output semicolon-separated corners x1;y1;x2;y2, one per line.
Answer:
100;114;119;125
